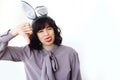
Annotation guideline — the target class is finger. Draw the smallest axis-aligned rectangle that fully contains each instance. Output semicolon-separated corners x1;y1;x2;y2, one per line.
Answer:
24;22;30;26
23;27;32;31
23;28;32;34
22;24;32;32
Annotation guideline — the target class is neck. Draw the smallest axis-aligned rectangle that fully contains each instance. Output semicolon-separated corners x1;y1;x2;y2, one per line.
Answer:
43;44;54;51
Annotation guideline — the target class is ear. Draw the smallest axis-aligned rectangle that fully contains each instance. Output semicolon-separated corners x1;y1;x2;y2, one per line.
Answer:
35;6;48;17
21;1;37;20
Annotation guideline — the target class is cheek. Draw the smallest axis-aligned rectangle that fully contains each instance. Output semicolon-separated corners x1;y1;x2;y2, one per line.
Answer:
51;30;55;36
37;34;43;41
51;32;55;38
52;33;55;41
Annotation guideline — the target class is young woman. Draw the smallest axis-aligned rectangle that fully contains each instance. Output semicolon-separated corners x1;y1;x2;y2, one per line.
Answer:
0;16;82;80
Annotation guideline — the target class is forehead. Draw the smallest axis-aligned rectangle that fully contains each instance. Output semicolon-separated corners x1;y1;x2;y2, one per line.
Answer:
38;23;50;29
44;23;50;27
39;23;52;30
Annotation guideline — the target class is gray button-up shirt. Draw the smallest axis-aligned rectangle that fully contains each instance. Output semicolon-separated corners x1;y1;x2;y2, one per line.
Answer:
0;31;82;80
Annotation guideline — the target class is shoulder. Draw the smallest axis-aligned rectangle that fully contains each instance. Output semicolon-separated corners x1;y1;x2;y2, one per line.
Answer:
58;45;78;57
23;45;31;52
59;45;77;53
22;45;34;58
58;45;80;63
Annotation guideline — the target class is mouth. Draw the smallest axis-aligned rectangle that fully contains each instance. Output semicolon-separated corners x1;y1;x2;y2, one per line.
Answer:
45;37;52;42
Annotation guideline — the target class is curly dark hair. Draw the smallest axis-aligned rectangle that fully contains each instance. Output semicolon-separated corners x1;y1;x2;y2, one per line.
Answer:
29;16;62;50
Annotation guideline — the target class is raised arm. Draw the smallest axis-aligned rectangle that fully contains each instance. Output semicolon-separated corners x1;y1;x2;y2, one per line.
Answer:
10;22;32;44
0;23;32;61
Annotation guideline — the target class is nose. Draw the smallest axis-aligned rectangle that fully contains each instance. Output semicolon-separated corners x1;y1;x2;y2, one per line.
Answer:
43;29;49;36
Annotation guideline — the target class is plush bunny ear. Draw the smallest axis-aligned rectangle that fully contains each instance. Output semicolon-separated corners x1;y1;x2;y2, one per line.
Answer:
21;1;37;20
35;6;48;17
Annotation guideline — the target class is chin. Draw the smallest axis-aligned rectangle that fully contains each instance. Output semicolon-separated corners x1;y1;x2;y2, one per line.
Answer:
45;42;54;46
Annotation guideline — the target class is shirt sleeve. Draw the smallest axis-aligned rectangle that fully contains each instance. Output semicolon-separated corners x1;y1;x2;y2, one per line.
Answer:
0;30;29;61
70;50;82;80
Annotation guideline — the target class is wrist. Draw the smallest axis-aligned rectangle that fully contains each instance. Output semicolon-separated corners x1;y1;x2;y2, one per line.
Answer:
9;29;18;36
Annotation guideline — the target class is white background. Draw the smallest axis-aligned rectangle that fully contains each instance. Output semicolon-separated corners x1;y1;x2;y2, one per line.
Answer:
0;0;120;80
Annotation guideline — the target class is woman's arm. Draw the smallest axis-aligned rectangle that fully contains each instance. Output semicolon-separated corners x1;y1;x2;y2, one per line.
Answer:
0;23;32;61
10;22;32;44
70;50;82;80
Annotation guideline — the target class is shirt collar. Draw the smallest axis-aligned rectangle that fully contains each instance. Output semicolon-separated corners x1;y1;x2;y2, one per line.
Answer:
42;44;58;55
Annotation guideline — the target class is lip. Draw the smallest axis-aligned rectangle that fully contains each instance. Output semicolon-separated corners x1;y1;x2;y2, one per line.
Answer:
45;37;52;42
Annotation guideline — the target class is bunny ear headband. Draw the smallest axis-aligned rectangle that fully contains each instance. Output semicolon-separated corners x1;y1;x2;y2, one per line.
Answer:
21;0;48;20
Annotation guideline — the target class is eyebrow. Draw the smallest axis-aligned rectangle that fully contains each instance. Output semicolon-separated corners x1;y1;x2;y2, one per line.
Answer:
45;25;51;28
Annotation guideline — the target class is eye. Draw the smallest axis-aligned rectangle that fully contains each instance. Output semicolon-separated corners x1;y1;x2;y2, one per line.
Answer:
47;27;53;30
38;30;43;33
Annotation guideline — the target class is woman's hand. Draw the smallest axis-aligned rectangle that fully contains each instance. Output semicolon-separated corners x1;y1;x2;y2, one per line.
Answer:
10;22;32;44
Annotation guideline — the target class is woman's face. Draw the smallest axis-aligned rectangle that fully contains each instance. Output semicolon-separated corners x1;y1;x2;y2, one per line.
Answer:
37;23;55;47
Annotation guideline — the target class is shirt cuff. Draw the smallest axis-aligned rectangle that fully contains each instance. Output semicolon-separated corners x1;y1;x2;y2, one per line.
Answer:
0;29;15;42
